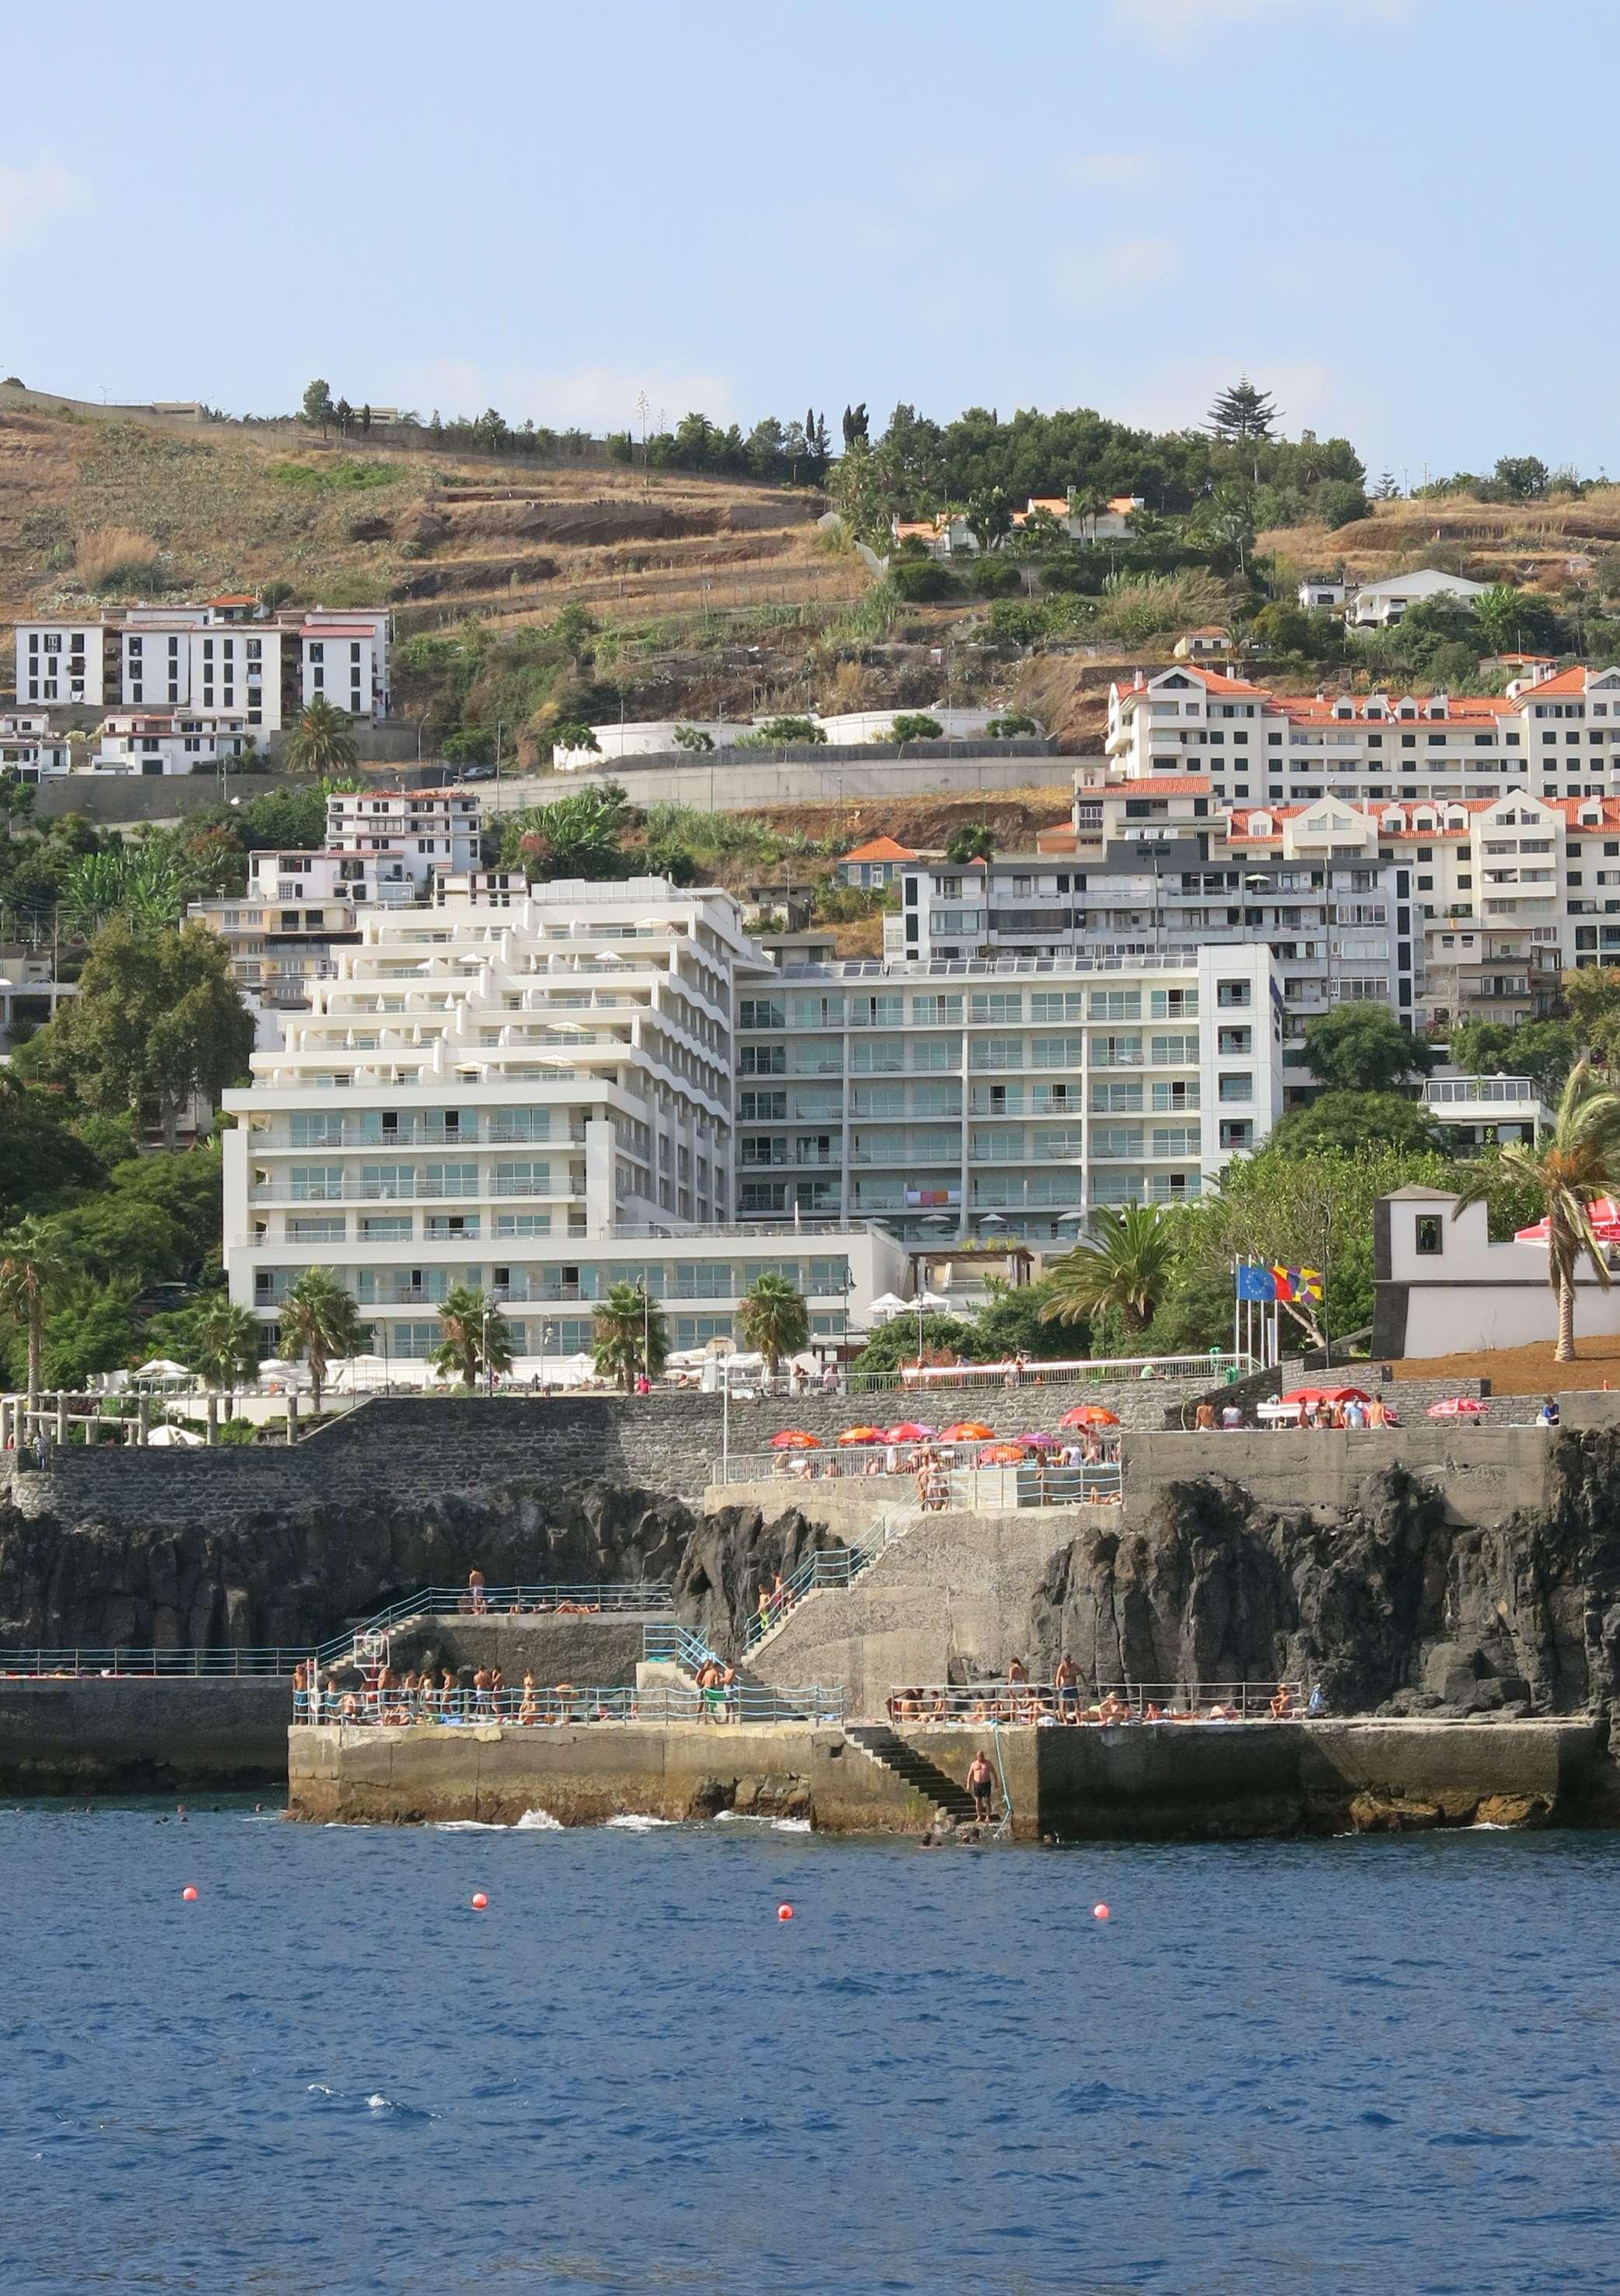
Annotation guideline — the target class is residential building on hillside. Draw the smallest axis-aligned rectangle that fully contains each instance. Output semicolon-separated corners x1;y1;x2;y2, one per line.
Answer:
1345;569;1489;627
897;802;1415;1064
13;622;103;706
894;496;1143;557
192;790;490;1020
1106;663;1620;809
86;709;253;776
1297;575;1352;610
732;942;1282;1245
222;878;904;1364
837;835;920;888
11;602;392;734
0;711;71;780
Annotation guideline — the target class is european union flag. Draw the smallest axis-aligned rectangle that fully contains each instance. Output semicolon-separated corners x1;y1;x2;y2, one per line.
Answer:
1234;1264;1275;1302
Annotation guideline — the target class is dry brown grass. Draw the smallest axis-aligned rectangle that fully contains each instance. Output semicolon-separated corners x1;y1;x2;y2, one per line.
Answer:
73;523;165;592
1383;1336;1620;1397
1258;491;1620;593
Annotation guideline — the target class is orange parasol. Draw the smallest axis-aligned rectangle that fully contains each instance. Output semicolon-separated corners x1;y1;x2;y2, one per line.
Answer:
1061;1405;1120;1428
940;1421;995;1442
837;1426;887;1445
769;1430;822;1449
977;1442;1028;1465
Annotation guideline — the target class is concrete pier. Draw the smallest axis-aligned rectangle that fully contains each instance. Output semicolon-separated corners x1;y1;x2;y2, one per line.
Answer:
288;1716;1618;1840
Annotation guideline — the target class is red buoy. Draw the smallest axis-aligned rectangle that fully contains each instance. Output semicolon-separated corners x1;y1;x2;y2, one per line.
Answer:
777;1903;794;1922
471;1892;488;1910
181;1886;198;1903
1093;1902;1111;1921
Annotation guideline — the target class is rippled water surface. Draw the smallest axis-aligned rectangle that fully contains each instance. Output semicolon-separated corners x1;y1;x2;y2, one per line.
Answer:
2;1802;1618;2294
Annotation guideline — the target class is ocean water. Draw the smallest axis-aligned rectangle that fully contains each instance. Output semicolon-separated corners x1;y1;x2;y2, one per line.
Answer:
2;1803;1618;2294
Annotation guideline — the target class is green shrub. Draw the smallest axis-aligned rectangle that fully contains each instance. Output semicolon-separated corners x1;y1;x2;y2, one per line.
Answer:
271;458;401;492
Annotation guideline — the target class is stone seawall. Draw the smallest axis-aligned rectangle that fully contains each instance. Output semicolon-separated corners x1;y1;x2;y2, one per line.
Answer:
289;1717;1616;1840
0;1678;291;1794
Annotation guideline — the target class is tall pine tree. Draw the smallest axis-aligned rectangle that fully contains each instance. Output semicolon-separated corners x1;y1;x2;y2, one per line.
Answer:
1205;376;1278;442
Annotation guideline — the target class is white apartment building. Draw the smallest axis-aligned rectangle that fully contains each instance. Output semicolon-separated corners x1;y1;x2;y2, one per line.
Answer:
1105;663;1620;811
194;792;488;1019
13;602;392;736
87;709;252;775
733;942;1282;1246
299;609;390;722
326;788;481;874
1345;569;1489;628
896;801;1417;1045
222;879;906;1363
1297;576;1352;611
0;712;71;779
14;623;103;706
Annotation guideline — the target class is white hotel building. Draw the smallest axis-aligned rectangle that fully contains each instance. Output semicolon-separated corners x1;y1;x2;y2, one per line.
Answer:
222;879;906;1364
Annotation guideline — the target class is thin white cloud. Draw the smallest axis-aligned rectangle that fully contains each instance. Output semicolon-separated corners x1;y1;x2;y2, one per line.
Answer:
1055;238;1182;305
387;358;737;432
1118;0;1406;43
1069;152;1156;188
0;157;93;248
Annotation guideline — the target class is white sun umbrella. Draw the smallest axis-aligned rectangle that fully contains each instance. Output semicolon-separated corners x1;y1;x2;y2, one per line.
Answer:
147;1424;205;1446
917;1291;954;1312
134;1358;193;1381
867;1292;908;1321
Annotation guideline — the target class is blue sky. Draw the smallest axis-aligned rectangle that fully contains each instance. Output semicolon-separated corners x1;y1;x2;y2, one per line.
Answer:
2;0;1615;481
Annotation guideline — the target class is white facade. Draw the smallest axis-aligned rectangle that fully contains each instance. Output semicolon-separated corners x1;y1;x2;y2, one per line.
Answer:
88;709;252;775
1373;1185;1620;1359
1103;662;1620;810
1346;568;1489;627
733;942;1282;1245
300;609;390;722
0;712;71;779
222;877;904;1359
326;788;481;874
14;623;102;706
554;704;1024;772
1297;577;1352;610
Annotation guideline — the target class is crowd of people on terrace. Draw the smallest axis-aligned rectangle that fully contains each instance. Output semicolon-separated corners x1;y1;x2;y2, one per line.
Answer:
290;1658;746;1727
886;1658;1322;1728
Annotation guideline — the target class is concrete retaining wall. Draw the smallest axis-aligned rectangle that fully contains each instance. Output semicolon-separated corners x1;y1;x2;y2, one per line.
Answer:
0;1677;290;1794
1116;1424;1555;1529
747;1506;1093;1718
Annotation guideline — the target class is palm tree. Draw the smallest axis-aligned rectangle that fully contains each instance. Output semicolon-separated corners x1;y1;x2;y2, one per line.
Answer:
187;1298;261;1410
432;1284;514;1391
0;1217;69;1408
591;1282;667;1393
738;1273;809;1377
1454;1060;1620;1362
1072;484;1109;542
282;697;359;777
1041;1204;1176;1338
277;1267;364;1414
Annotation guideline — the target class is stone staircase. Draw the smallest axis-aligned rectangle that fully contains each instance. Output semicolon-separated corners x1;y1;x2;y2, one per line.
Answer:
842;1723;981;1827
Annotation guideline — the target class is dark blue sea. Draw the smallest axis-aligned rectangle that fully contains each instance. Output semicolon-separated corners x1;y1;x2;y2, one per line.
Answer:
2;1802;1618;2294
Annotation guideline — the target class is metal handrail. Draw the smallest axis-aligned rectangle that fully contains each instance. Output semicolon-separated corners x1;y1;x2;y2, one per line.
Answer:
885;1679;1307;1721
716;1449;1123;1509
0;1581;674;1679
300;1681;845;1725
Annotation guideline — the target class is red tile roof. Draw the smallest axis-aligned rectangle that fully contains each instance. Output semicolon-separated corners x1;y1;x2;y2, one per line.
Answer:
841;836;918;863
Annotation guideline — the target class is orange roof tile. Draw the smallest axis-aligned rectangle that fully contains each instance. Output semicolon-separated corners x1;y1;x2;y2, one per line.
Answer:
841;836;918;863
1115;774;1213;795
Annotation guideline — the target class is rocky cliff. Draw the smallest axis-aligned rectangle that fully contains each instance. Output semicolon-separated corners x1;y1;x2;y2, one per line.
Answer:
1028;1431;1620;1727
0;1469;833;1658
9;1427;1620;1735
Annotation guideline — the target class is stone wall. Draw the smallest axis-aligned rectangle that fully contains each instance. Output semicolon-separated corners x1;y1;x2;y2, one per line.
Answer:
1118;1423;1555;1530
0;1677;290;1794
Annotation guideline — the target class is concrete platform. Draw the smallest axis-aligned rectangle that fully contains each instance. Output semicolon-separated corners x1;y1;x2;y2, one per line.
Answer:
288;1715;1620;1840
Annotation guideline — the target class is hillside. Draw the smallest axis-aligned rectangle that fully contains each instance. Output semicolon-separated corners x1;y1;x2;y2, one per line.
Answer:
1258;489;1620;593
